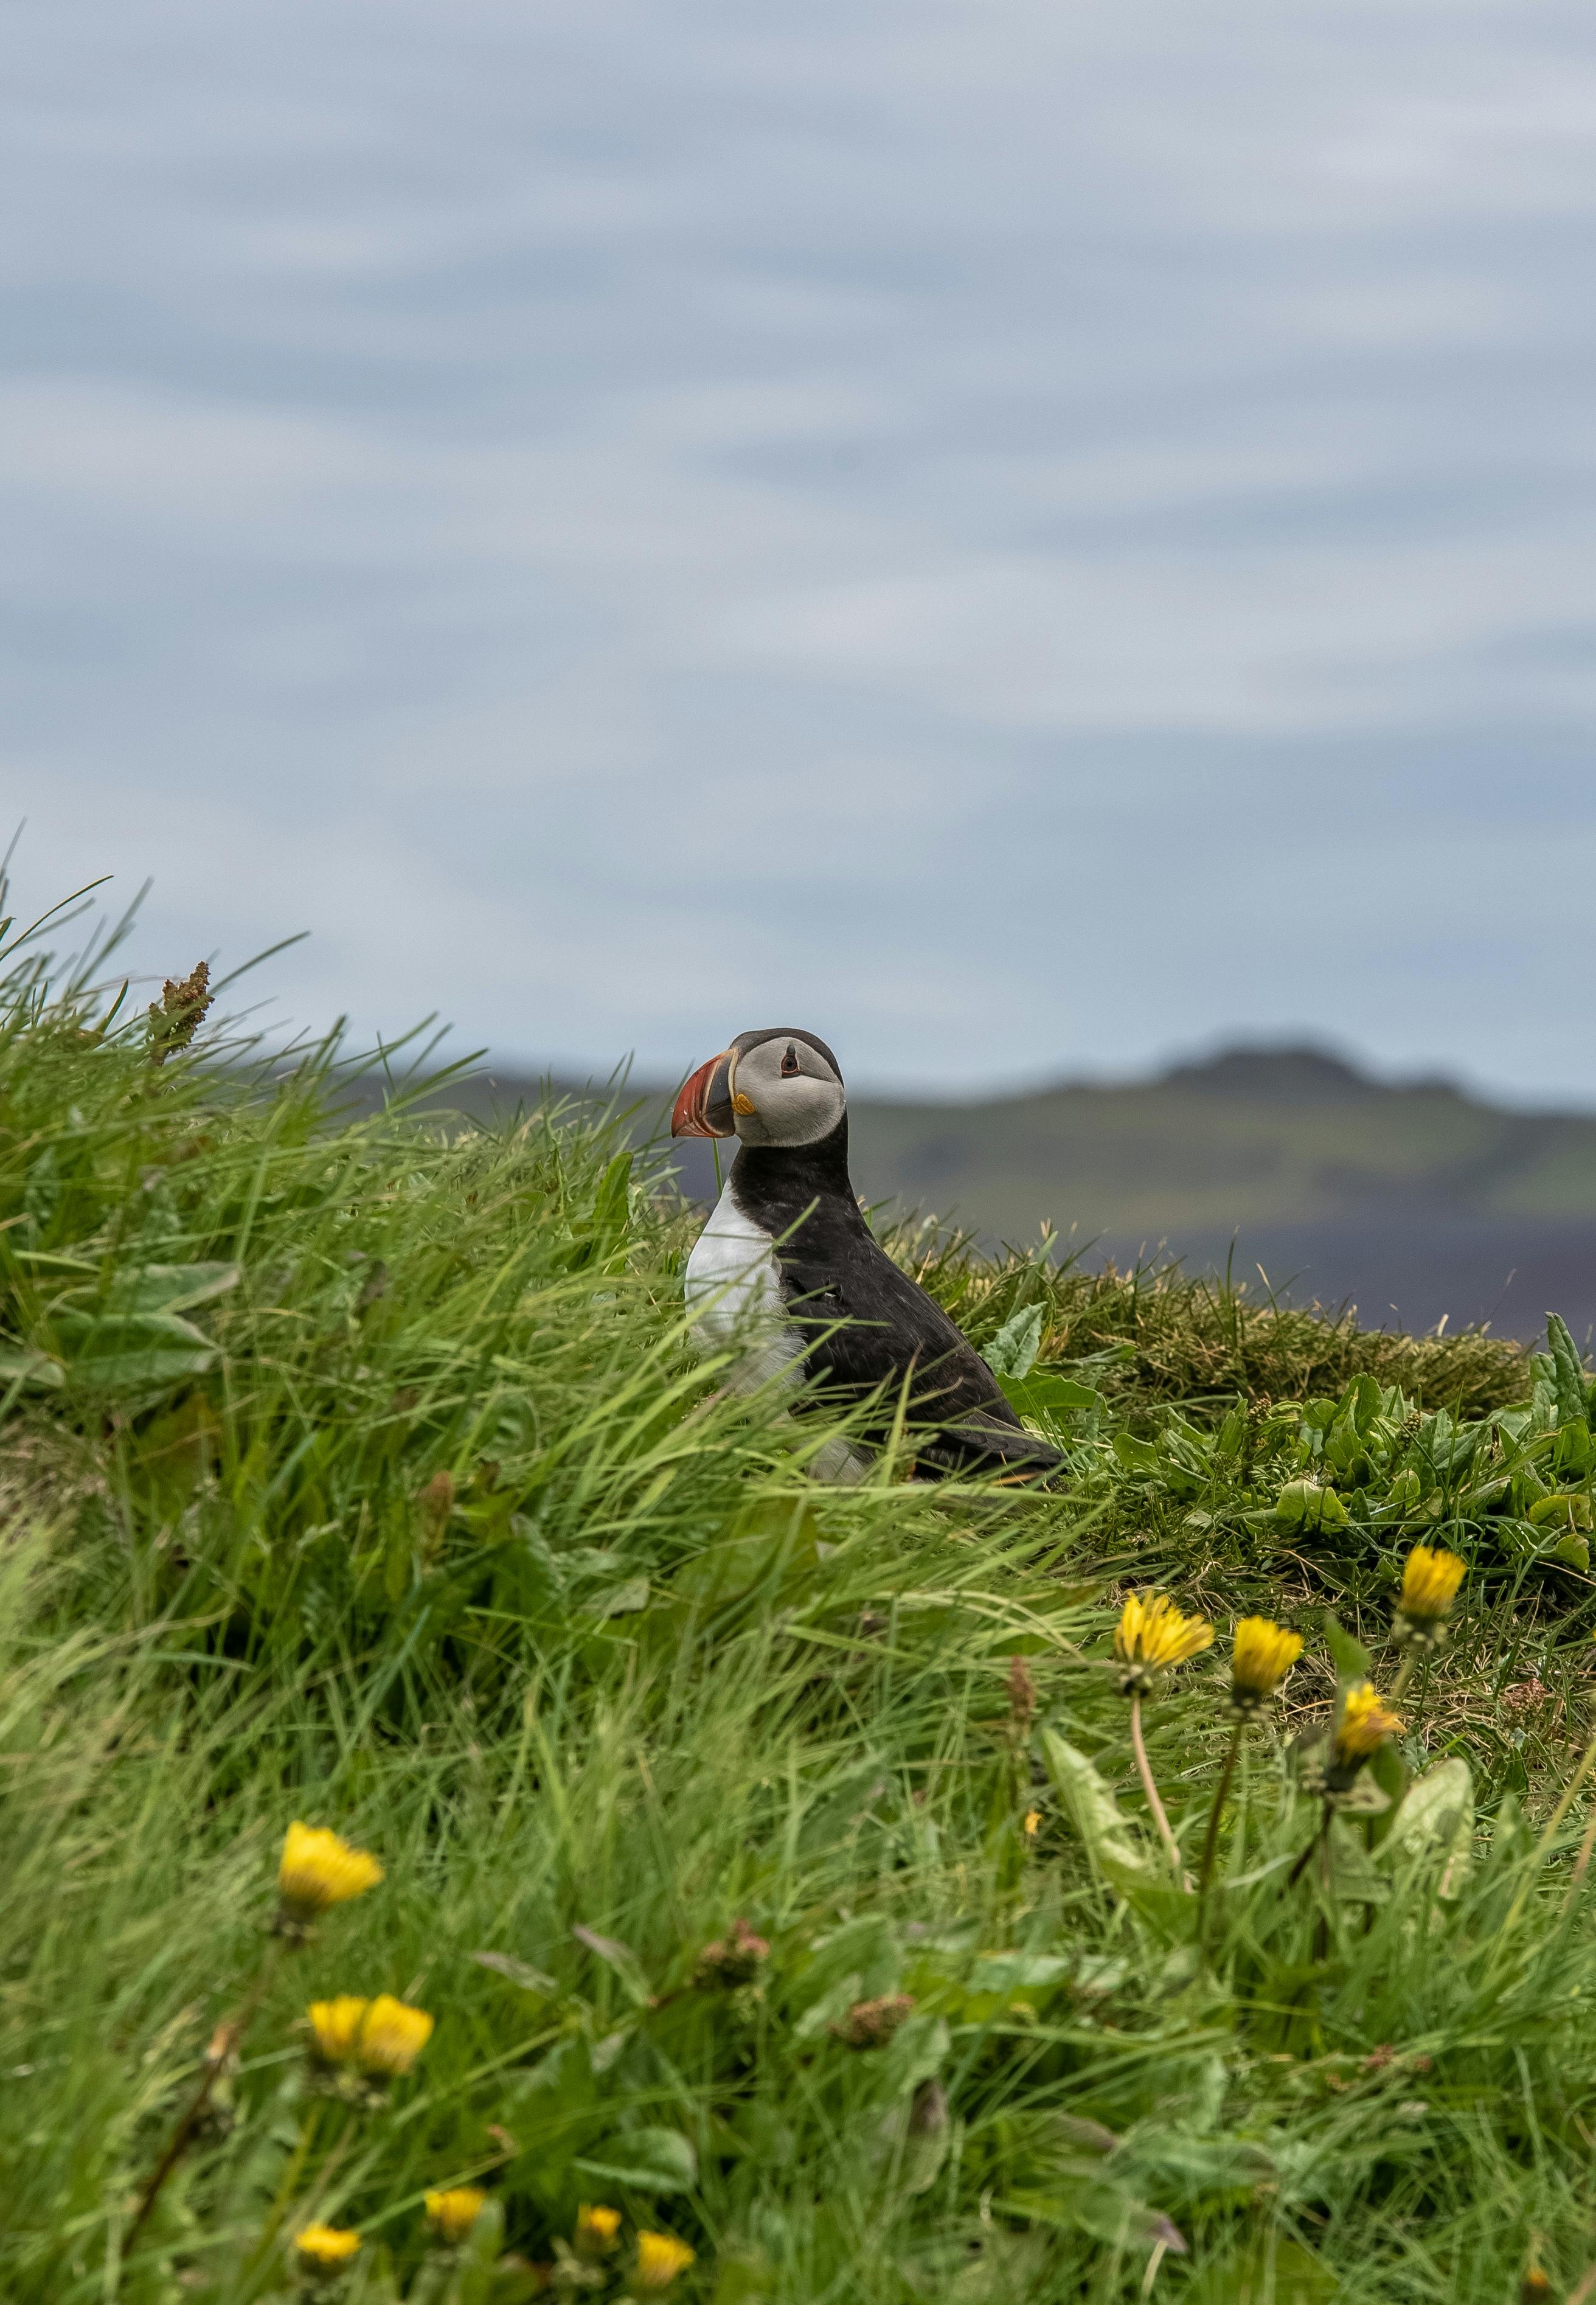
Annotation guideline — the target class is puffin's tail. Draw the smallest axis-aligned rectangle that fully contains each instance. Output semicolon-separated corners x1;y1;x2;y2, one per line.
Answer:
917;1414;1067;1486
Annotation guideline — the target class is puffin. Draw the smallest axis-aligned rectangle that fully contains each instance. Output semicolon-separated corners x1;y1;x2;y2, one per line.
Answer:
671;1026;1064;1482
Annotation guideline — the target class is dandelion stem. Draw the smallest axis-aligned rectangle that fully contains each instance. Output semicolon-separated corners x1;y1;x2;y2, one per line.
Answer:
125;1947;279;2253
1197;1719;1244;1903
1286;1804;1331;1892
1129;1691;1184;1882
1389;1651;1417;1705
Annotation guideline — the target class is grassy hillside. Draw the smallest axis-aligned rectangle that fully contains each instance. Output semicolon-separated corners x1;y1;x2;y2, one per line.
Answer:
414;1046;1596;1241
11;931;1596;2300
395;1048;1596;1340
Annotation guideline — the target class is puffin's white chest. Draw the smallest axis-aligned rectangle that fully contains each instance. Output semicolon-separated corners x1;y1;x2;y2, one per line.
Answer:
684;1177;871;1483
684;1179;799;1389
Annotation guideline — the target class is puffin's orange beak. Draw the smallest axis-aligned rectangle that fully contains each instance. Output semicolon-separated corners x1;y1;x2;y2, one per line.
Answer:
671;1049;737;1137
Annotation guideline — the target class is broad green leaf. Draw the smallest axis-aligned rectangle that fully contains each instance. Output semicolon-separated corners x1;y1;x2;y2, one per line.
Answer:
592;1576;651;1618
1366;1738;1409;1849
58;1309;220;1391
103;1261;240;1317
1039;1730;1152;1877
1322;1611;1370;1681
968;1952;1075;1994
999;1371;1104;1422
575;2125;698;2194
982;1303;1044;1380
0;1351;64;1391
1547;1313;1589;1425
470;1950;558;1995
1112;1432;1162;1476
1275;1479;1348;1533
1002;2181;1185;2254
571;1923;653;2007
1381;1756;1473;1893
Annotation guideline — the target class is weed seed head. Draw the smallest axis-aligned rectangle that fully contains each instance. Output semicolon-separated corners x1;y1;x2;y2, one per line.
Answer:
1113;1590;1214;1693
425;2186;488;2244
1394;1545;1466;1647
147;961;213;1063
276;1823;383;1936
1229;1617;1304;1712
832;1992;915;2048
633;2231;696;2290
695;1916;769;1987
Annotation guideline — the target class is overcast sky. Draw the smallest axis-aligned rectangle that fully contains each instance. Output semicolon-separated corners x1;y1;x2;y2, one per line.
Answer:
3;0;1594;1099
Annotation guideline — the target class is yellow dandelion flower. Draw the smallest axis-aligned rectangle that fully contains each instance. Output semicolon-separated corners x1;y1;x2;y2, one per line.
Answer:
633;2231;696;2290
294;2223;362;2272
354;1994;433;2076
1334;1680;1403;1766
1022;1809;1041;1838
575;2203;622;2256
1396;1545;1466;1638
306;1996;369;2064
1230;1617;1303;1709
1112;1590;1213;1692
277;1823;383;1925
425;2186;488;2244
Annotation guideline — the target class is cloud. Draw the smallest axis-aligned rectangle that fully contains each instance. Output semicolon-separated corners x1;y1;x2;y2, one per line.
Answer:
2;0;1595;1097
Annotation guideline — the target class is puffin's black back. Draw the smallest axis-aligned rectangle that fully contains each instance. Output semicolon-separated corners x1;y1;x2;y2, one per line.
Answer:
730;1117;1063;1479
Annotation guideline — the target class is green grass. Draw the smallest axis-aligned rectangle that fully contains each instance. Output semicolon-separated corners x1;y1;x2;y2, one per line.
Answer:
4;908;1596;2304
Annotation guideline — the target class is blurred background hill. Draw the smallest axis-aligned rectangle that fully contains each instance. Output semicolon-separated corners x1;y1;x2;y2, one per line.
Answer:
351;1042;1596;1345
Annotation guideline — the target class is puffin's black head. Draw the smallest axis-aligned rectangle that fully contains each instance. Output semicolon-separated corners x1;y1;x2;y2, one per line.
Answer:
671;1027;845;1149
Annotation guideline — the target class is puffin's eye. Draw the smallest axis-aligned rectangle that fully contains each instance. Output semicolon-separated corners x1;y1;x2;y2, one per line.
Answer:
781;1045;800;1077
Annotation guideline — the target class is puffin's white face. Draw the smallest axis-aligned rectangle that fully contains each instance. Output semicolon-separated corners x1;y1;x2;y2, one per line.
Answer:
671;1027;846;1149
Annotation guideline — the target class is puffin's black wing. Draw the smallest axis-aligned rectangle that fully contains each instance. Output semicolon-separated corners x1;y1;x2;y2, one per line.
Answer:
729;1141;1061;1477
784;1236;1061;1476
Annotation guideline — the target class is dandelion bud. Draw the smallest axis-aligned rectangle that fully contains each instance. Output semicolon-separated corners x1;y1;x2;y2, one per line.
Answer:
355;1995;434;2077
575;2204;622;2258
425;2186;488;2245
1112;1591;1213;1695
293;2225;361;2282
1229;1618;1303;1714
306;1996;369;2067
276;1823;383;1939
632;2231;696;2290
1393;1546;1466;1650
1331;1682;1403;1780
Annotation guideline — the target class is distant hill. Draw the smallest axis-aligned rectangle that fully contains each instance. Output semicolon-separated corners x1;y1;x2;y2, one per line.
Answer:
848;1043;1596;1236
339;1043;1596;1344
